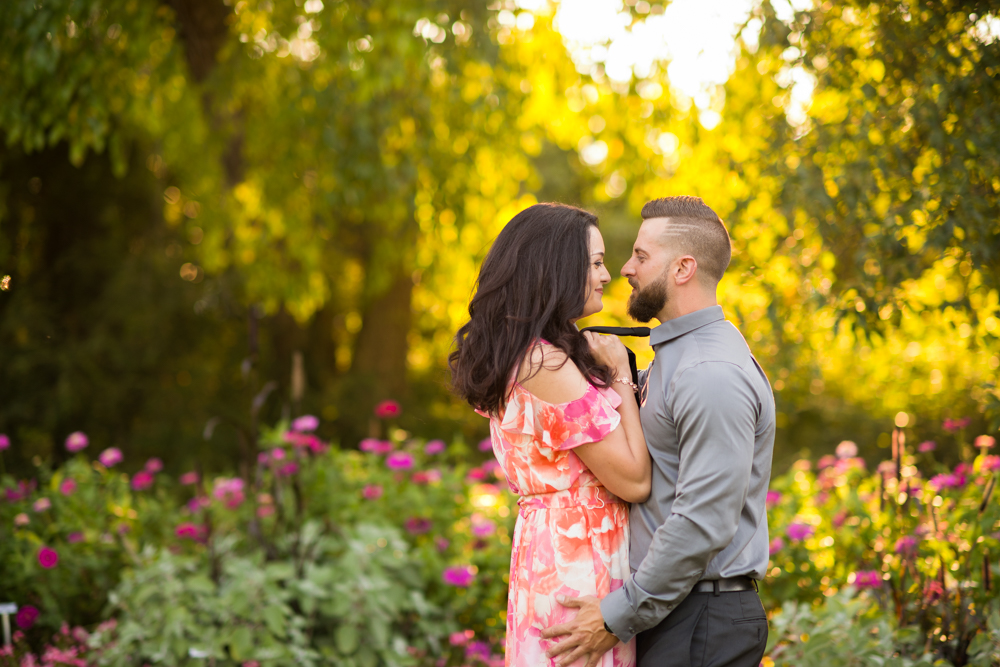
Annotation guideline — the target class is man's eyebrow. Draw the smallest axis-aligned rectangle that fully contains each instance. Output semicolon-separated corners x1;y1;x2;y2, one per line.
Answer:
633;245;648;256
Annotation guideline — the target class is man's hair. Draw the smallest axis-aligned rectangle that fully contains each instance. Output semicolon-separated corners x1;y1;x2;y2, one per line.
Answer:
640;196;732;284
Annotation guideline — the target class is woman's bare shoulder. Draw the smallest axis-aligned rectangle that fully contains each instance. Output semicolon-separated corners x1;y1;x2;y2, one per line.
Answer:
517;342;589;405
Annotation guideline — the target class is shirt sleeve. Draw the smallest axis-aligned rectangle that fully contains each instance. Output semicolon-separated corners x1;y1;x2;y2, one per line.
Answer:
499;384;622;452
601;361;758;642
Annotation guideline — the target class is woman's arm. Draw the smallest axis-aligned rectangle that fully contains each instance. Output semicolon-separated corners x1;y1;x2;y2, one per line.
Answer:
518;341;651;503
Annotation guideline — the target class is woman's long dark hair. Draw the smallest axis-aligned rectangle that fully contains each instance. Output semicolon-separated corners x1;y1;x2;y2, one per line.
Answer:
449;203;613;415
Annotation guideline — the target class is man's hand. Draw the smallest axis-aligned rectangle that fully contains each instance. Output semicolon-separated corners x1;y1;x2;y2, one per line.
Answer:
541;595;620;667
583;332;629;380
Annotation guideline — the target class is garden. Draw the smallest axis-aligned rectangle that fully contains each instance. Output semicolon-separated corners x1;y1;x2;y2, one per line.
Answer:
3;405;999;666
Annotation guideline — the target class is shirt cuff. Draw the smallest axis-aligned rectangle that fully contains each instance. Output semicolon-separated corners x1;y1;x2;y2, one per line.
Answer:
600;586;640;644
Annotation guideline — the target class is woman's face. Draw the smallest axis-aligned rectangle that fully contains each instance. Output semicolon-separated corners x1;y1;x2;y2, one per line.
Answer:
580;225;611;319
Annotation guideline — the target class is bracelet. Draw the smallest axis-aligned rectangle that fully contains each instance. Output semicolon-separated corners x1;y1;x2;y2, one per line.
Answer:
613;377;639;393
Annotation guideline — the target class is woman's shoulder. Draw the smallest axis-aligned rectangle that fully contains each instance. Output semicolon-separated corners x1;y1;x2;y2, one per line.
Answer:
516;342;590;406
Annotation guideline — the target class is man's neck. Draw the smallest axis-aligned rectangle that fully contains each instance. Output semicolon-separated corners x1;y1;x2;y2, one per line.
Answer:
655;293;718;324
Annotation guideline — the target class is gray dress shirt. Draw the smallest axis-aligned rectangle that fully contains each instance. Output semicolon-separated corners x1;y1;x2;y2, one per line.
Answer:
600;305;775;643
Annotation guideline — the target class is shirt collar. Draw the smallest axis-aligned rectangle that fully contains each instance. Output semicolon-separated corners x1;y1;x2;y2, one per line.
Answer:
649;305;725;346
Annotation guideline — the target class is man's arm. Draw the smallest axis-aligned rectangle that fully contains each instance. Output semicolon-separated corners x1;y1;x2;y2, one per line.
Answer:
601;360;758;642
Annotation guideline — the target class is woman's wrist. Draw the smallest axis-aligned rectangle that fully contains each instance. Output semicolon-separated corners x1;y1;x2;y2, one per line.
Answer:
612;376;639;393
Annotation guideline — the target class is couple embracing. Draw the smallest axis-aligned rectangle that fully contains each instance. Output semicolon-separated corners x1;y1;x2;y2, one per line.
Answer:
450;196;775;667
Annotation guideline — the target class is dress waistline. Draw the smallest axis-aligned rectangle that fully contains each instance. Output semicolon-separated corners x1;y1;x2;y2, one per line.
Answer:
518;485;622;511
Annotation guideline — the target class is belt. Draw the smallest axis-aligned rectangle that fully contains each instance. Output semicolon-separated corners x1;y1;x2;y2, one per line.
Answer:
690;576;757;594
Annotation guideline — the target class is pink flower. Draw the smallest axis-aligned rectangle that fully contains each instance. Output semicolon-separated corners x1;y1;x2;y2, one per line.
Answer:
38;546;59;569
449;630;474;646
130;471;154;491
386;451;414;470
65;432;89;452
0;434;9;451
975;435;996;449
4;479;36;502
786;523;814;542
270;448;287;461
894;535;919;556
277;462;299;477
918;440;937;453
405;517;433;534
943;417;971;432
292;415;319;432
33;497;51;512
257;505;275;518
466;467;487;482
14;512;29;526
765;490;781;508
98;447;123;467
472;518;496;537
424;440;446;455
436;537;450;552
852;570;882;589
442;565;475;587
67;532;84;544
59;478;77;496
186;496;210;512
466;641;491;662
212;477;245;508
835;441;858;459
363;484;383;500
374;400;401;419
982;455;1000;472
15;605;39;630
360;438;394;454
768;537;784;555
478;439;493;452
144;457;164;473
175;522;207;541
817;455;836;470
412;469;442;485
877;460;897;477
179;471;199;486
924;580;944;603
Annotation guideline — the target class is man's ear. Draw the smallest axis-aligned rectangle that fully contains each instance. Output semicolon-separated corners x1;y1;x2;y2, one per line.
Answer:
673;255;698;285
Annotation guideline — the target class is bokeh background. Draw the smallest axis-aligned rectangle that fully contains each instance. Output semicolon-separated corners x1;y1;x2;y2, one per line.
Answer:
1;0;998;479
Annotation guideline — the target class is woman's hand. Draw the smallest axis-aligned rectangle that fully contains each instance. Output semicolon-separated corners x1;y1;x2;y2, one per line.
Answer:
583;332;630;380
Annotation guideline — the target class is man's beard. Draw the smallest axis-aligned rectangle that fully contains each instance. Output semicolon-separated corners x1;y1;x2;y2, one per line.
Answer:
627;274;669;323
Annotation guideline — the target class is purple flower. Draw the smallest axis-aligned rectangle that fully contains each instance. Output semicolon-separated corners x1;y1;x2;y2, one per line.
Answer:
765;490;781;508
180;471;199;486
786;523;814;542
130;471;154;491
894;536;919;556
424;440;446;455
768;537;784;555
292;415;319;432
918;440;937;453
386;451;414;470
405;517;433;535
471;518;496;537
478;438;493;452
144;457;164;473
442;565;475;587
852;570;882;589
67;532;84;544
929;473;961;492
277;462;299;477
15;605;39;630
65;431;89;453
38;546;59;569
0;434;9;451
466;641;491;662
98;447;123;467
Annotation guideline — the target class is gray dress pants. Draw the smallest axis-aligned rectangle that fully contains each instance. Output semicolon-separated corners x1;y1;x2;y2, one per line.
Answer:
635;590;768;667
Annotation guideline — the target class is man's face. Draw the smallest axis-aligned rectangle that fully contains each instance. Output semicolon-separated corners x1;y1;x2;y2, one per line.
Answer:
622;218;674;323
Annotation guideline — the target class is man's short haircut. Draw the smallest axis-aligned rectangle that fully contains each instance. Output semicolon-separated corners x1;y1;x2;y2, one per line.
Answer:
640;196;732;284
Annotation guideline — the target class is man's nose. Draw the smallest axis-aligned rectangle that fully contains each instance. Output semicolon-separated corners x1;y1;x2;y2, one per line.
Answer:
621;259;635;277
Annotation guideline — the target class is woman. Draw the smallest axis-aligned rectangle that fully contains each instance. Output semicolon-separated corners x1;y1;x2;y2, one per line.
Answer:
450;203;651;667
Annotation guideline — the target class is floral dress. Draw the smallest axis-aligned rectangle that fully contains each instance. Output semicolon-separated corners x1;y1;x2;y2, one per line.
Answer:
483;355;635;667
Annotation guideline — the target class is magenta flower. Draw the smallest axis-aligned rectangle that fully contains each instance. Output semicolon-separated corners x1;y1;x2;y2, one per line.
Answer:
768;537;784;555
472;518;496;537
212;477;245;508
360;438;394;454
131;471;154;491
478;438;493;452
179;471;199;486
186;496;210;512
894;535;919;556
144;457;164;473
292;415;319;432
786;523;814;542
175;522;207;542
466;641;491;662
362;484;383;500
436;537;450;552
405;517;433;535
38;546;59;569
442;565;475;587
59;478;77;496
67;532;84;544
918;440;937;453
765;490;781;508
270;448;286;461
943;417;971;432
374;400;401;419
852;570;882;589
15;605;39;630
98;447;123;467
425;440;446;455
466;467;487;482
0;434;9;451
65;432;89;452
975;435;996;449
277;462;299;477
450;630;474;646
386;451;414;470
33;497;51;512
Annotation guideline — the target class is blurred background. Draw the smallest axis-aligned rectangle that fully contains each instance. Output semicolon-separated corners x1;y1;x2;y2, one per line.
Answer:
1;0;998;478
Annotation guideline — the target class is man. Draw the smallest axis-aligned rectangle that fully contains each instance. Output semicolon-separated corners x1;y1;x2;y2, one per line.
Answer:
543;196;775;667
